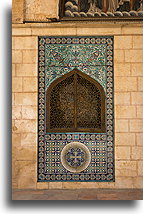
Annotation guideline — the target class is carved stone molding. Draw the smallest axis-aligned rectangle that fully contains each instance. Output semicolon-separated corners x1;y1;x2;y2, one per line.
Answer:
59;0;143;21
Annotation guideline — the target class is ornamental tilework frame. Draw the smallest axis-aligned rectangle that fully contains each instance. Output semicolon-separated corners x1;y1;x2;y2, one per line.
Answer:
38;36;115;182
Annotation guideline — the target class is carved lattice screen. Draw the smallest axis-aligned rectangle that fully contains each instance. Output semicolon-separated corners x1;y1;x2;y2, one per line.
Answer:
46;69;105;133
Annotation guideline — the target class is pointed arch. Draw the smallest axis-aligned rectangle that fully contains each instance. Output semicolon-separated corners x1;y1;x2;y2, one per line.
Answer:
46;68;106;133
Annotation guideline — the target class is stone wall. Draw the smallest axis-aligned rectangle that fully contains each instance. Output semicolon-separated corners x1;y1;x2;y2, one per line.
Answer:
12;0;143;190
12;0;59;23
12;21;143;190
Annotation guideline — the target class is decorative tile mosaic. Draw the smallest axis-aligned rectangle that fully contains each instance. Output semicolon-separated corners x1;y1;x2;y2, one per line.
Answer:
38;36;114;182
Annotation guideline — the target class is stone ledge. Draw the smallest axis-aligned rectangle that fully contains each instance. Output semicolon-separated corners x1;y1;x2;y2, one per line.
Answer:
12;189;143;200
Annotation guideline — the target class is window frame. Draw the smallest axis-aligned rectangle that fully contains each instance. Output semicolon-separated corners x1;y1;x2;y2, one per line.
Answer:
46;69;106;133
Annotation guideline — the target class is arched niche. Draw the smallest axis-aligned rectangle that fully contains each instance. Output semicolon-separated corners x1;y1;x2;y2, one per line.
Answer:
46;69;106;133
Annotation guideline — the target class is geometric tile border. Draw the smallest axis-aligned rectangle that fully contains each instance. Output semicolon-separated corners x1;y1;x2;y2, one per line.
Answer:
38;36;114;182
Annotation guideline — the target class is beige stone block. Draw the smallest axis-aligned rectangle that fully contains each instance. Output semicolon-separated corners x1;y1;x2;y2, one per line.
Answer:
115;146;131;160
14;119;37;133
13;37;37;50
131;63;143;76
12;50;22;64
125;50;143;63
136;133;143;146
12;28;32;36
16;64;37;76
36;182;49;190
12;0;24;23
114;50;124;63
12;133;21;149
16;147;37;161
115;106;136;119
76;25;121;35
131;147;143;160
114;177;133;188
12;77;22;92
12;64;16;76
138;77;143;91
21;133;37;147
49;182;63;189
22;77;37;92
114;92;131;105
78;182;115;189
133;36;143;49
25;0;59;21
114;77;137;92
31;27;77;36
115;133;135;146
130;119;143;132
121;26;143;35
116;161;137;176
114;36;132;50
114;63;131;76
62;182;81;189
131;92;143;105
22;50;37;64
22;106;37;119
15;93;37;105
15;161;36;189
115;119;129;132
138;161;143;176
137;106;143;118
132;177;143;188
12;106;22;120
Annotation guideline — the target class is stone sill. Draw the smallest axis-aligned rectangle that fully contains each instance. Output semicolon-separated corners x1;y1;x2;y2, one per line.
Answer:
12;189;143;200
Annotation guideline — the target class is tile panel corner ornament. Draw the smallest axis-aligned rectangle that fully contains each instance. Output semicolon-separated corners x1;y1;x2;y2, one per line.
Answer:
38;36;114;182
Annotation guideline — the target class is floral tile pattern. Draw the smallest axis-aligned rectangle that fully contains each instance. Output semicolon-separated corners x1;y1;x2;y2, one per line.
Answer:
38;36;114;182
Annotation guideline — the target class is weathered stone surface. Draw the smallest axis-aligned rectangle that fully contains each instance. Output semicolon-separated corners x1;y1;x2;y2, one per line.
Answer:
125;50;143;63
22;106;37;119
16;64;37;77
15;93;37;105
12;0;24;23
22;77;38;92
130;119;143;132
115;106;136;119
131;147;143;160
12;50;22;63
114;77;137;92
49;182;63;189
12;37;37;50
115;146;131;160
116;161;137;177
115;133;135;146
15;161;37;189
115;119;129;132
131;63;143;77
114;63;131;76
12;77;22;92
115;92;131;105
22;50;37;64
132;36;143;49
131;92;143;105
114;36;132;50
14;119;37;133
12;189;143;200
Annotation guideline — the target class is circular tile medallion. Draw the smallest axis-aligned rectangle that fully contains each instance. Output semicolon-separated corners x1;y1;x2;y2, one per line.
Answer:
61;142;91;173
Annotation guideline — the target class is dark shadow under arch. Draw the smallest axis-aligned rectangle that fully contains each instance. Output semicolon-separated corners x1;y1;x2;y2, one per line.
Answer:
46;68;106;133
